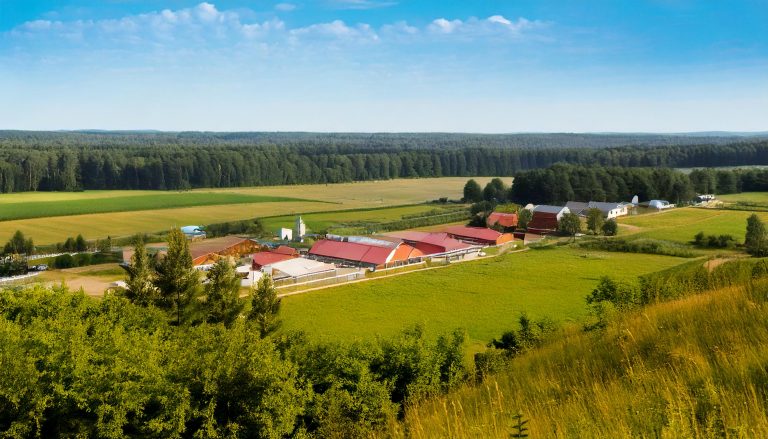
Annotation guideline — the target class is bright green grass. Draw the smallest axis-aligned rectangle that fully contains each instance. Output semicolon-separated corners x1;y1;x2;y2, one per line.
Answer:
620;207;768;244
0;192;314;221
718;192;768;204
280;247;687;346
261;204;455;234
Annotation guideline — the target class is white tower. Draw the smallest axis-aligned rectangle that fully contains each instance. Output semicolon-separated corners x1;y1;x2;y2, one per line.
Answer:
294;216;306;242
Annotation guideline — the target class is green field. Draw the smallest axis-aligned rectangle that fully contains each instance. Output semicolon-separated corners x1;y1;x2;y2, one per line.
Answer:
718;191;768;204
261;205;465;235
0;177;491;244
619;207;767;244
0;192;312;221
280;247;687;347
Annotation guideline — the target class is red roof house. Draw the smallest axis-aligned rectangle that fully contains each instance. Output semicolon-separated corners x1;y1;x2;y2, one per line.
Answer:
443;226;515;246
487;212;518;228
272;245;298;256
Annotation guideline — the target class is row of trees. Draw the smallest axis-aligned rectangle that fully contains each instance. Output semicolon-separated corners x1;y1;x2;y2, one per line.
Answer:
0;131;766;192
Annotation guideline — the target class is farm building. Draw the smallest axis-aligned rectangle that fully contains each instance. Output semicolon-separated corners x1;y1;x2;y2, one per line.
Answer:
277;227;293;241
190;236;262;268
383;231;481;258
252;252;296;270
486;212;518;229
527;205;570;235
265;257;337;283
181;225;206;240
648;200;675;210
564;201;589;216
588;201;629;219
309;236;424;269
443;226;515;246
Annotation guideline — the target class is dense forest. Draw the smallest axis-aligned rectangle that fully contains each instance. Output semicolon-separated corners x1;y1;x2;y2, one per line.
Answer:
0;131;767;192
508;165;768;205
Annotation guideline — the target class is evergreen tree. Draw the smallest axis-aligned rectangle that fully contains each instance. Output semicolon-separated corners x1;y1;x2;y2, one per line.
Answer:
559;213;582;241
586;208;605;235
248;274;281;337
154;228;201;324
203;258;245;327
745;214;768;257
124;237;159;307
463;179;483;203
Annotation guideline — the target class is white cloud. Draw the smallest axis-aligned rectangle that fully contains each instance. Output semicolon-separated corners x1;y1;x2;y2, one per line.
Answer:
429;18;462;34
7;4;546;49
275;3;297;12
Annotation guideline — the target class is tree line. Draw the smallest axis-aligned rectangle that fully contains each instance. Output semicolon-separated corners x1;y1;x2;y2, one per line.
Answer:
507;164;768;205
0;131;766;192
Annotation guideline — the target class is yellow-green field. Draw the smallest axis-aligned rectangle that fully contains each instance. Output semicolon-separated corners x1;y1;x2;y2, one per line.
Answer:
280;247;687;347
619;207;766;244
718;191;768;204
0;177;493;244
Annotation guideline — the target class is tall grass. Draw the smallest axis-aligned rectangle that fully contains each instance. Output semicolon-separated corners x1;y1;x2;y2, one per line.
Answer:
384;281;768;438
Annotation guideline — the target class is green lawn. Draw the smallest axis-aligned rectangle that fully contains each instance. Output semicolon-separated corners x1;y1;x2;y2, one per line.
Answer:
619;207;767;244
280;247;687;347
0;192;313;221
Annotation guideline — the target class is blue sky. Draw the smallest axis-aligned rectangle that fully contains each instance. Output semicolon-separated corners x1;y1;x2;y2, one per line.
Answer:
1;0;766;132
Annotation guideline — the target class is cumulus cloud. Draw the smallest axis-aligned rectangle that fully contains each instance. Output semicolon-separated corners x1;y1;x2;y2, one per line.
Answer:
7;4;546;50
428;15;545;37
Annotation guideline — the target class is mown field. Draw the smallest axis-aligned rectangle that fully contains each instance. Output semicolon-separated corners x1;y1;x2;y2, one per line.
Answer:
0;177;491;244
280;247;687;347
619;207;768;244
718;191;768;204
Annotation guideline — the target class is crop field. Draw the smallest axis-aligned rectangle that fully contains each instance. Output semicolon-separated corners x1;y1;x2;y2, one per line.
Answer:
0;177;492;244
261;205;466;235
619;207;768;244
0;192;310;221
280;247;687;347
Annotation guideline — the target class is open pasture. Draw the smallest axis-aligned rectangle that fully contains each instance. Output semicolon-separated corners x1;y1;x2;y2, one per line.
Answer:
0;177;491;244
280;247;687;347
618;207;767;244
717;191;768;204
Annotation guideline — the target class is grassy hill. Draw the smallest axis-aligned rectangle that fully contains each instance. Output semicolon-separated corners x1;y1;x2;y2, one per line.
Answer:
385;280;768;438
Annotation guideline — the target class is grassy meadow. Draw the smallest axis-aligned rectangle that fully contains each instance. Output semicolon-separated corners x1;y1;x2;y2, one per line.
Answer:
619;207;766;244
280;246;688;347
387;281;768;438
0;177;492;244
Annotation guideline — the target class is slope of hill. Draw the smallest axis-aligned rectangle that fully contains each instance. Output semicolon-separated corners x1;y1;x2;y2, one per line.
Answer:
388;281;768;438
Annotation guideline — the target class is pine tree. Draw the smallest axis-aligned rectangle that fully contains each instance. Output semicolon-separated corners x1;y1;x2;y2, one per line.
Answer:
203;258;245;327
75;234;87;252
248;274;281;337
154;228;201;324
124;237;159;307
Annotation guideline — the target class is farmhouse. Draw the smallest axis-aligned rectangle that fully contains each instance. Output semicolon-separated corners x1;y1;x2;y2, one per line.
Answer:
190;236;262;268
309;236;423;269
384;231;481;258
486;212;518;229
527;205;570;235
443;226;515;246
587;201;628;219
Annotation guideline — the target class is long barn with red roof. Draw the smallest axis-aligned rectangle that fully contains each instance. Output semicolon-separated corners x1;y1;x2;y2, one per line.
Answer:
308;236;424;269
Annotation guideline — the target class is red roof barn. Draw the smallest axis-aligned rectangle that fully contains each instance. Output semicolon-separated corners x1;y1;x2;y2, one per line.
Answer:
487;212;518;228
443;226;515;246
309;237;423;269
